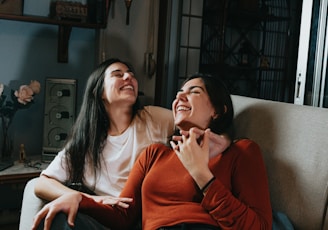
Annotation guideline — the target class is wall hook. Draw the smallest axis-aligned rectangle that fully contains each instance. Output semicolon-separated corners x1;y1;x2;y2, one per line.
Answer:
124;0;132;25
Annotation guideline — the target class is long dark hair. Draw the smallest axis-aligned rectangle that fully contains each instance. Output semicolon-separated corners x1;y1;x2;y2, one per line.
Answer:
64;58;142;188
181;73;234;138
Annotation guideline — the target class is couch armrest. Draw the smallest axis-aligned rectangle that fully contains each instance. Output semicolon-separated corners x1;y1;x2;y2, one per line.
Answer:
19;177;46;230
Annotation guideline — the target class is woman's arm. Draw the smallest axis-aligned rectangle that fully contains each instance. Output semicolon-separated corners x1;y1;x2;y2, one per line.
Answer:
32;191;83;230
34;149;73;201
201;140;272;229
79;146;155;229
33;149;148;230
34;175;74;201
171;129;271;229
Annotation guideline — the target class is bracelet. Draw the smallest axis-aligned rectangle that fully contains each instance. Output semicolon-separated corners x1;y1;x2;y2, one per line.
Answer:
201;176;215;193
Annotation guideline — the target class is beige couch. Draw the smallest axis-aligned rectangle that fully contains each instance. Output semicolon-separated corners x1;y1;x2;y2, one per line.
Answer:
232;95;328;230
19;95;328;230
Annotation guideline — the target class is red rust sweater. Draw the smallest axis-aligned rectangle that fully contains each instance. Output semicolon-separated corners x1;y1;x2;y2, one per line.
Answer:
80;139;272;229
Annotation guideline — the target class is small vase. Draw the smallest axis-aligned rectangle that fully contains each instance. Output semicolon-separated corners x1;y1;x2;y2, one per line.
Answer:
1;116;13;162
1;131;13;161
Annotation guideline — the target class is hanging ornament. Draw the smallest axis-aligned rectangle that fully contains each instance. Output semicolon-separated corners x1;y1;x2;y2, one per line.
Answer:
125;0;133;25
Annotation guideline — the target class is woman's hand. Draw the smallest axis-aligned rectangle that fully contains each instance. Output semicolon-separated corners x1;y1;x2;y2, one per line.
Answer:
87;195;133;208
172;127;231;157
170;128;213;188
31;191;82;230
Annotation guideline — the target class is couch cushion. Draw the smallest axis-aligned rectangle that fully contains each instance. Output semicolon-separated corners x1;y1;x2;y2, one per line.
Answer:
232;95;328;230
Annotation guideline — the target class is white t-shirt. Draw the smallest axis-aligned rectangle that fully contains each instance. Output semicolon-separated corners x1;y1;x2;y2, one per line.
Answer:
41;106;174;196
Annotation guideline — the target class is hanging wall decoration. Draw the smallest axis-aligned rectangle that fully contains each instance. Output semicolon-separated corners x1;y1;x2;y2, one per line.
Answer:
124;0;133;25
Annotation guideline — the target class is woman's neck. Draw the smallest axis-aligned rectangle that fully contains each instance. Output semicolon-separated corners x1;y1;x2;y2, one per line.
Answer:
107;106;134;136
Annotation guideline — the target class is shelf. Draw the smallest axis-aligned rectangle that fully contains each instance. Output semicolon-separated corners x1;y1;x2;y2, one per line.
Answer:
0;159;48;184
0;12;108;63
0;13;107;28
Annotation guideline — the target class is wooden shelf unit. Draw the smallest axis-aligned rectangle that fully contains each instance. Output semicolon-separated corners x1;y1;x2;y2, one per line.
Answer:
0;0;110;62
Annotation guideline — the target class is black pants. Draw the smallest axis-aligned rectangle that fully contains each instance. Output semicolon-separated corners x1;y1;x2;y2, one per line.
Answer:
158;223;218;230
37;212;109;230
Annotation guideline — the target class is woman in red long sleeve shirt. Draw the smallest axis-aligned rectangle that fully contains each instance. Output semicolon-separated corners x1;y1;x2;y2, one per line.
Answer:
33;74;272;230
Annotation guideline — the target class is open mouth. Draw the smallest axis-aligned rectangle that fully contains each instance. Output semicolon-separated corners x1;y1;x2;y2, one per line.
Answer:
120;85;134;91
176;105;191;112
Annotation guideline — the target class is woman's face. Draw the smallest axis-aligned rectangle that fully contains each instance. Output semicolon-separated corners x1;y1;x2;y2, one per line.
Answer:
172;77;217;131
102;62;138;107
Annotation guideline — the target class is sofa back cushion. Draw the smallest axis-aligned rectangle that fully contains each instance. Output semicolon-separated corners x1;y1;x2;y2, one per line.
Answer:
232;95;328;230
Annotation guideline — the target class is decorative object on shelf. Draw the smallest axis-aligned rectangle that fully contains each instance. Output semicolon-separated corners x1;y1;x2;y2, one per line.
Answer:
49;0;110;24
51;1;88;22
19;143;26;163
0;80;41;162
0;0;111;63
0;0;23;16
124;0;133;25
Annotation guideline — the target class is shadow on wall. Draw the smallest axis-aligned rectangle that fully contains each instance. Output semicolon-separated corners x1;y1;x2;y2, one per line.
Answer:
6;27;95;159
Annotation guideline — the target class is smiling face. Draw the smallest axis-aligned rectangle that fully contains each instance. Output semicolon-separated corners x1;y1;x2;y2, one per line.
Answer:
102;62;138;107
172;77;217;131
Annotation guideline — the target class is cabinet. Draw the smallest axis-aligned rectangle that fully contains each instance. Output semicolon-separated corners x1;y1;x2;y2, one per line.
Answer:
200;0;294;102
0;159;48;228
0;0;110;62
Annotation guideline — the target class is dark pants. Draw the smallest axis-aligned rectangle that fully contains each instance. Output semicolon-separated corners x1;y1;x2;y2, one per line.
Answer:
37;212;109;230
158;223;219;230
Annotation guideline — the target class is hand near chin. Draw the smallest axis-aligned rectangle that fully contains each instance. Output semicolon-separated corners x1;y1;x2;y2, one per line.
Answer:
170;128;210;176
89;195;133;208
31;192;82;230
172;127;231;155
170;128;216;188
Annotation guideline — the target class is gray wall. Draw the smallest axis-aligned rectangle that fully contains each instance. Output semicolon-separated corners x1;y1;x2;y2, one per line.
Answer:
0;0;159;159
102;0;159;105
0;1;97;158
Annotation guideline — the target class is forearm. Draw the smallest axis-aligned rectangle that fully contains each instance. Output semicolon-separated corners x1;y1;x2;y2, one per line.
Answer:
201;180;271;229
34;175;74;201
80;195;134;230
201;140;272;229
190;168;214;192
